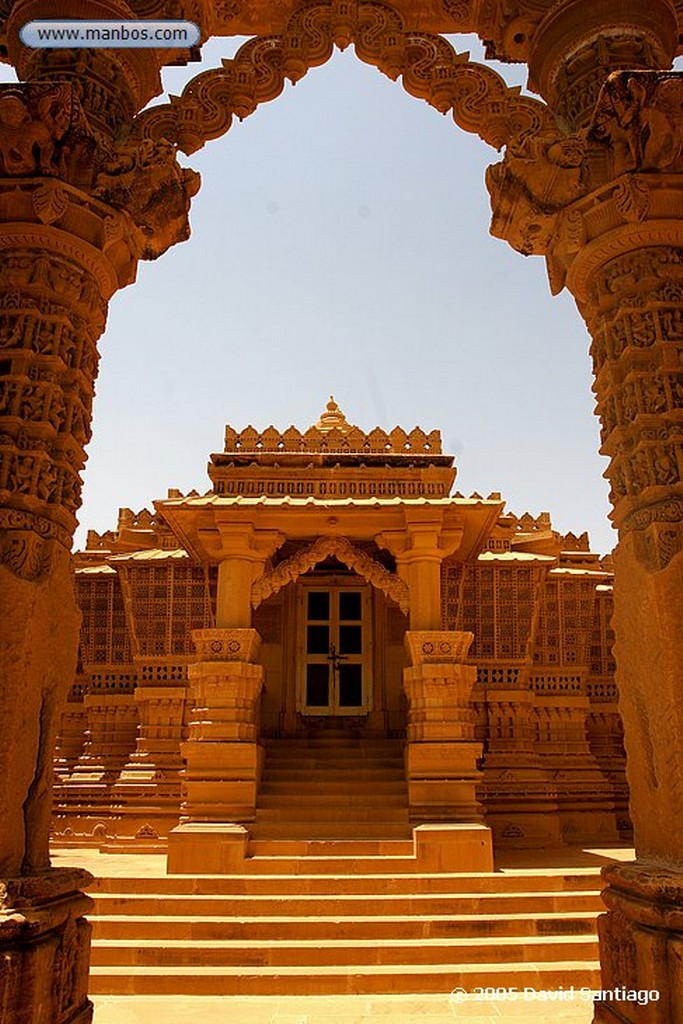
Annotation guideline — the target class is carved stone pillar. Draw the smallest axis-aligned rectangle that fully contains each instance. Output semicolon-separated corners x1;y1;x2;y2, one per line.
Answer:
0;0;198;1009
379;515;463;635
0;869;94;1024
403;630;485;823
54;693;138;843
527;0;678;131
563;177;683;1020
167;628;264;873
596;863;683;1024
53;678;89;784
485;0;683;995
532;695;617;845
112;685;187;843
587;706;632;841
480;689;563;848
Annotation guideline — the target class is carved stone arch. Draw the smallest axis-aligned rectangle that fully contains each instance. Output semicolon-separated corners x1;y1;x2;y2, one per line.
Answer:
133;0;556;156
251;534;409;613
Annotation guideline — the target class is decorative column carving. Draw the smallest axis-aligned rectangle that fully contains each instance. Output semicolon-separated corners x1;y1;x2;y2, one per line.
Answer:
485;2;683;1008
403;630;485;823
527;0;678;131
564;125;683;1024
0;869;94;1024
167;628;264;873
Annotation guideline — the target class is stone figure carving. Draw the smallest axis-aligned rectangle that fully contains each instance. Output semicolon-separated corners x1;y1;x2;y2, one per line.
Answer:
0;84;95;185
94;138;201;258
0;93;54;176
591;71;683;174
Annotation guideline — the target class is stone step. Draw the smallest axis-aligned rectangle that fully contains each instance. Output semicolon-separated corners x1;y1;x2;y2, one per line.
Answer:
248;821;413;839
262;770;406;777
90;910;601;942
247;838;415;857
265;750;406;759
91;870;604;896
253;805;409;821
91;934;599;968
240;856;464;874
260;769;406;782
88;960;602;996
265;739;405;750
92;890;602;918
259;780;407;795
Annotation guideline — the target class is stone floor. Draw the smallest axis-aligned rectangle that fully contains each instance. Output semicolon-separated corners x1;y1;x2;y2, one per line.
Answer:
52;845;635;1024
92;991;597;1023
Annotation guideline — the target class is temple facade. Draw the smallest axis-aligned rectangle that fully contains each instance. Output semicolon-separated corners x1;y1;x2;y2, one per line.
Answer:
53;399;629;860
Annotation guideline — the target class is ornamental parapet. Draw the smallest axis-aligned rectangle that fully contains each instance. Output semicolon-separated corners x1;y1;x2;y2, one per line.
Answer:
221;423;443;456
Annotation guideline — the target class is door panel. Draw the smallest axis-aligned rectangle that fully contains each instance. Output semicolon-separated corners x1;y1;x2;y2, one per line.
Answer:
298;582;371;715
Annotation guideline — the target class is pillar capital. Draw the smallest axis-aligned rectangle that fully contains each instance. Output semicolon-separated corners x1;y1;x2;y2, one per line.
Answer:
404;629;474;667
378;519;463;630
527;0;677;128
191;627;262;664
206;521;285;562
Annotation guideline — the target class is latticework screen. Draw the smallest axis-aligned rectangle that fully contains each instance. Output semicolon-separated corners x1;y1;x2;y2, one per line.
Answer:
77;573;131;666
442;561;541;660
533;576;598;667
125;560;216;656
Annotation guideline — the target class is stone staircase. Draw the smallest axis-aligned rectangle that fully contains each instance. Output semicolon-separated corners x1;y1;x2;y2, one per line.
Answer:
88;865;603;995
250;730;412;840
87;730;604;996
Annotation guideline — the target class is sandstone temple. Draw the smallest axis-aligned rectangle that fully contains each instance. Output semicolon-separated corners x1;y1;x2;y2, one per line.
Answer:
54;400;629;864
1;0;682;1021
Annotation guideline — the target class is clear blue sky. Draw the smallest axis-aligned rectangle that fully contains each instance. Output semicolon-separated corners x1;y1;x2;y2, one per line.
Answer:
2;35;617;552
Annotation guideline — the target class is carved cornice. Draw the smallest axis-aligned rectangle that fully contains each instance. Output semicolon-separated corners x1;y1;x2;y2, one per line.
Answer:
251;534;410;611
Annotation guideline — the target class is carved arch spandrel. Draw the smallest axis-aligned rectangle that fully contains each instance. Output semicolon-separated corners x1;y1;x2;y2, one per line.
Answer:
133;0;556;155
251;535;409;613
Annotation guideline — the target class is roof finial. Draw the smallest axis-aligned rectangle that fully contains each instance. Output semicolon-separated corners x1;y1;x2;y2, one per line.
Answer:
315;396;351;434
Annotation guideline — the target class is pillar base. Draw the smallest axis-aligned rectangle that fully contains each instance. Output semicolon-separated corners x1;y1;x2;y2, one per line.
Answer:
167;823;249;874
0;867;94;1024
406;741;484;821
413;823;494;872
594;861;683;1024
